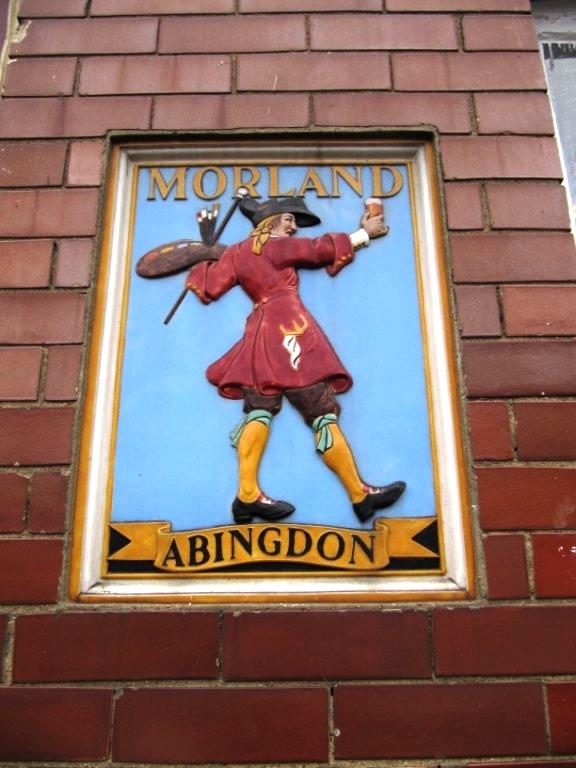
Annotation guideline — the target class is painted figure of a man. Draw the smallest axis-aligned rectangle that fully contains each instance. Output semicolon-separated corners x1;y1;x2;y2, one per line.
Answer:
186;196;406;524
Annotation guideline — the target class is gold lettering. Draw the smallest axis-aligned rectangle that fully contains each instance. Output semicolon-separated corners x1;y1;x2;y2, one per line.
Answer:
297;168;329;198
192;166;227;200
147;168;187;201
269;166;296;197
371;165;404;198
331;166;363;198
233;166;261;197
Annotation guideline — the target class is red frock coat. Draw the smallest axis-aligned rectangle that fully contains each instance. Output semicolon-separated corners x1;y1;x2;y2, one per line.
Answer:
186;233;356;399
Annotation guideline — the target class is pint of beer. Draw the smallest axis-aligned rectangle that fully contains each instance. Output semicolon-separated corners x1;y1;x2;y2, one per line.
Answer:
365;197;384;220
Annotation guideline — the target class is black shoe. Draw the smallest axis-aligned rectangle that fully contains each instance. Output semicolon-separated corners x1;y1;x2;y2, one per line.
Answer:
232;494;295;524
353;481;406;523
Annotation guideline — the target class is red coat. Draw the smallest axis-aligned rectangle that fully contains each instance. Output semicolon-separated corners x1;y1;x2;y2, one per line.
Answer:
186;233;355;399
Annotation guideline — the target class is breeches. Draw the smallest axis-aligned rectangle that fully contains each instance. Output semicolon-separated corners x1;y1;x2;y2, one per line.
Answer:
242;382;340;426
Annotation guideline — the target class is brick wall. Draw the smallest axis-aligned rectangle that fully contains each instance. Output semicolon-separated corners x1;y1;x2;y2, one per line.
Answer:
1;0;576;764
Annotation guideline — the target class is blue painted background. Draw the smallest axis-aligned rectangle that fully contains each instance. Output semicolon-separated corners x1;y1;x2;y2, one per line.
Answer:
111;164;435;530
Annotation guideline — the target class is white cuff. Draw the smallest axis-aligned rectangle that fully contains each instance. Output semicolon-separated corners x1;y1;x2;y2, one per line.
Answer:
349;228;370;250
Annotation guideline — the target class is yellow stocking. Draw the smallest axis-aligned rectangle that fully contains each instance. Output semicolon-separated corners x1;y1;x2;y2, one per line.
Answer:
237;420;269;503
318;423;366;503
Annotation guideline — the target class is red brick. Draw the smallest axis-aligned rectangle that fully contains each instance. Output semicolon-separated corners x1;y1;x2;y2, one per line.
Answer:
67;140;104;186
335;683;545;758
80;54;231;95
239;52;391;91
0;141;67;187
153;94;309;130
92;0;234;12
503;285;576;336
487;182;571;230
0;96;152;138
515;402;576;460
0;408;74;465
451;232;576;283
159;15;306;53
464;340;576;397
0;189;98;236
548;683;576;754
463;14;538;51
12;17;157;55
533;534;576;598
0;615;7;661
44;345;82;400
455;285;500;337
393;52;546;91
0;240;52;288
0;292;85;343
0;688;111;760
54;238;92;287
242;0;382;9
434;606;576;675
0;473;27;532
29;471;68;532
19;0;88;15
113;688;328;763
469;762;576;768
387;0;530;8
315;92;470;132
311;14;457;50
445;183;483;230
477;467;576;530
0;347;42;400
3;57;77;96
475;92;555;135
484;534;529;599
223;611;430;681
14;612;219;681
441;137;562;180
0;539;63;603
468;401;513;460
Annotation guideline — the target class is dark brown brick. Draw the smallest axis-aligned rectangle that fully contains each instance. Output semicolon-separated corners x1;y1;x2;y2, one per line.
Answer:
242;0;382;9
548;683;576;754
0;189;98;236
393;52;546;91
113;688;328;763
0;408;74;466
515;402;576;460
335;683;545;758
451;232;576;283
14;612;219;681
153;94;309;129
484;534;529;599
445;183;483;230
434;606;576;675
54;239;92;287
11;17;157;55
0;347;42;400
455;285;500;337
45;345;82;400
0;615;7;661
80;55;231;95
464;340;576;397
223;611;430;681
533;534;576;598
92;0;234;12
487;182;571;230
0;240;52;288
19;0;87;15
477;467;576;530
311;14;457;50
0;292;85;343
3;57;77;96
315;92;470;132
503;285;576;336
238;52;391;91
0;141;67;187
0;540;63;603
0;96;152;138
29;471;68;533
159;15;306;53
475;92;555;135
0;473;27;532
468;401;513;460
67;140;104;186
463;14;538;51
441;137;562;180
0;688;112;760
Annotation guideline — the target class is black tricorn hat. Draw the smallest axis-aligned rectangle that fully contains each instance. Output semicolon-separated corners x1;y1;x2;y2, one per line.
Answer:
239;196;321;228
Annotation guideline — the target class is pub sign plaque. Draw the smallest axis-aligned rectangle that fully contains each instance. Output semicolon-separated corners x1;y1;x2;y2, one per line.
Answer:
70;136;474;603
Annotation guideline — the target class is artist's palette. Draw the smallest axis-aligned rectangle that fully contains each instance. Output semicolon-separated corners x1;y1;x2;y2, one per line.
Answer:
136;240;226;277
